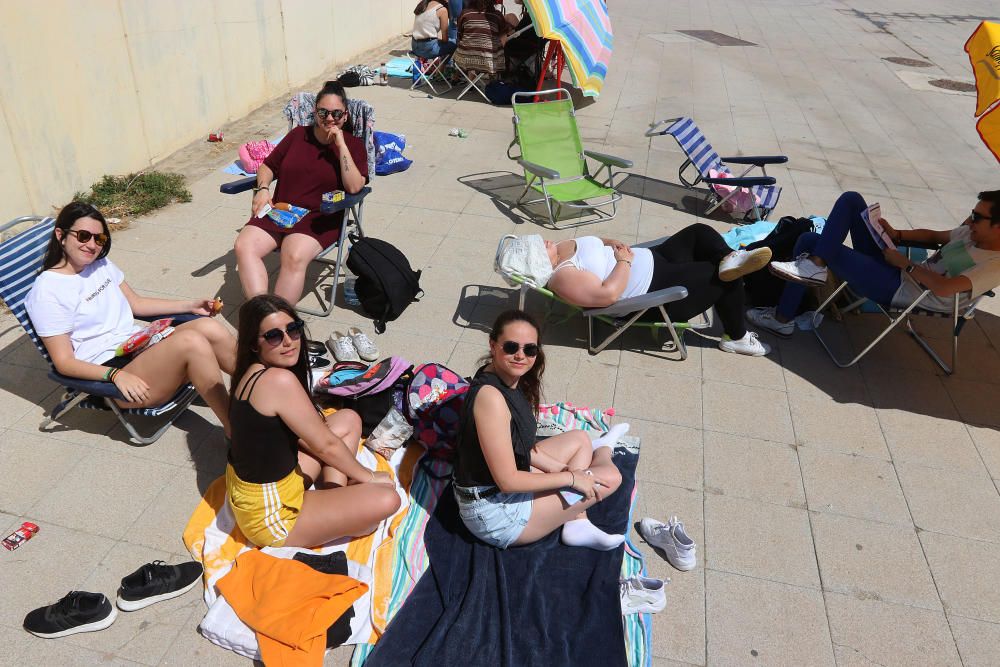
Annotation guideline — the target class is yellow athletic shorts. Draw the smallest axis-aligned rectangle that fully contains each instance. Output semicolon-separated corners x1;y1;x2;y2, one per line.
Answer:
225;464;305;548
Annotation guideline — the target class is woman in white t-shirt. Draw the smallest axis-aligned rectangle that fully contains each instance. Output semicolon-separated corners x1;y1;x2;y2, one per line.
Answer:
539;223;774;356
25;202;237;435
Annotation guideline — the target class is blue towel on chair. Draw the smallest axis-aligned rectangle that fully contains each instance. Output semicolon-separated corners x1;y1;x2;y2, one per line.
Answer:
364;448;637;667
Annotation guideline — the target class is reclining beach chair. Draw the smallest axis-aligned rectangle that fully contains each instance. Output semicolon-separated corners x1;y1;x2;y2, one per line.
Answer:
508;89;632;228
647;117;787;222
223;94;375;316
0;216;199;445
812;241;995;375
494;235;711;357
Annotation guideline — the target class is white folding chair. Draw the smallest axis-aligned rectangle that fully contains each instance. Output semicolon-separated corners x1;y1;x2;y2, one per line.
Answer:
408;52;454;95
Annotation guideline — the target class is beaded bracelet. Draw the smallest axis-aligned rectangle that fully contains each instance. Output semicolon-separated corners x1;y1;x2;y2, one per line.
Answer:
103;367;113;381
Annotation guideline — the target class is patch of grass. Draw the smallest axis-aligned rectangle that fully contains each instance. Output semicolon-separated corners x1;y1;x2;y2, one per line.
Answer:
74;171;191;225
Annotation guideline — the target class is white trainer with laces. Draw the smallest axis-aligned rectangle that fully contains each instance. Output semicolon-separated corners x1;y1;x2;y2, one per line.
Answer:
768;253;828;286
327;331;361;363
718;247;773;282
638;516;697;571
718;331;771;356
348;327;380;362
619;576;667;615
745;306;795;338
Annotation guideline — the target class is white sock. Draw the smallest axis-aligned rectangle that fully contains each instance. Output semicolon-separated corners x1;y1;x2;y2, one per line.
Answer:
592;423;629;451
561;518;626;551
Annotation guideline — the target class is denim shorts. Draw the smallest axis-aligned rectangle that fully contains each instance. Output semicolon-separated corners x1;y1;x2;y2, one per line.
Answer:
454;484;533;549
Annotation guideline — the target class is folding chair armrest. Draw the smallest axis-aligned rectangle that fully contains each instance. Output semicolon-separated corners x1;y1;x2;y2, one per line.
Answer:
137;313;202;325
720;155;788;166
220;176;257;195
583;150;633;169
321;187;371;213
702;175;776;187
518;159;560;180
583;286;689;317
48;370;125;401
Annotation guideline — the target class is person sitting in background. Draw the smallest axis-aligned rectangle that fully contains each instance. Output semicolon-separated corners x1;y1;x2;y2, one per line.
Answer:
502;0;542;80
527;224;774;356
234;81;368;307
226;295;399;548
25;201;237;434
747;190;1000;337
453;0;511;79
411;0;456;60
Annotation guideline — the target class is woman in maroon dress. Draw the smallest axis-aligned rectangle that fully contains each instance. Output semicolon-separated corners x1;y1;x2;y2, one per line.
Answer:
234;81;369;305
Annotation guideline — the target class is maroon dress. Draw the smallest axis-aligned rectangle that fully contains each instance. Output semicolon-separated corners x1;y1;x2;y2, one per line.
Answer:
245;125;369;248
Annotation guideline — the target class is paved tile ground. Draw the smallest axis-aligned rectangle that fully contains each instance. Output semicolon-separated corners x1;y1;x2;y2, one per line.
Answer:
2;1;1000;665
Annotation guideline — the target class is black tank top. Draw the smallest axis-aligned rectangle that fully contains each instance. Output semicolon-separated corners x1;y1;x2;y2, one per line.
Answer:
227;368;300;484
453;367;537;487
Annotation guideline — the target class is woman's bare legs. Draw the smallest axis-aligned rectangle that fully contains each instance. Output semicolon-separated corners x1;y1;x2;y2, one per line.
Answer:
274;234;323;306
173;317;236;375
513;430;623;546
118;328;231;434
234;226;278;299
297;410;363;489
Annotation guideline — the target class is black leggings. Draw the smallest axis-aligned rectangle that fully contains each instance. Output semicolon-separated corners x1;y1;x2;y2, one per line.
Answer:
645;223;746;339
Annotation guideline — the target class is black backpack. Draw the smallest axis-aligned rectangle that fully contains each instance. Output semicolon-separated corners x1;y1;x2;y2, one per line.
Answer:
345;234;423;333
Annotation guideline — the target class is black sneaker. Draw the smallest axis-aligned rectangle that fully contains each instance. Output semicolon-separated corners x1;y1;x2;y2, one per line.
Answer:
23;591;117;638
116;560;203;612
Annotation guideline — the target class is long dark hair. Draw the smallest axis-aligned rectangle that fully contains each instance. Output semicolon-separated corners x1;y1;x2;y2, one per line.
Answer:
43;201;112;270
231;295;311;407
483;309;545;413
414;0;448;16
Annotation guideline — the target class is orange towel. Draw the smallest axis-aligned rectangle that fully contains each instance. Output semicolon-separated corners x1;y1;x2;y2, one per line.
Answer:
217;549;368;666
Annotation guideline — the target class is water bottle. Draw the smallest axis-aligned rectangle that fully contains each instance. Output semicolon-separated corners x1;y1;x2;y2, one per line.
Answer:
344;276;360;306
380;62;388;86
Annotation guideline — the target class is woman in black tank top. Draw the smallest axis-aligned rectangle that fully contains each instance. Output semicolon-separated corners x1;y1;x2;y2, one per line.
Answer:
227;295;400;548
452;310;625;550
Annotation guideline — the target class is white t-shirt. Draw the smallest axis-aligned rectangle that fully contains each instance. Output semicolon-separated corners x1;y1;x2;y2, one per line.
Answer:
25;258;141;364
553;236;654;299
892;225;1000;313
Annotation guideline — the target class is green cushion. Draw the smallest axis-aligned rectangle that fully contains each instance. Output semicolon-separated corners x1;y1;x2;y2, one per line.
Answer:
531;177;614;203
514;98;584;179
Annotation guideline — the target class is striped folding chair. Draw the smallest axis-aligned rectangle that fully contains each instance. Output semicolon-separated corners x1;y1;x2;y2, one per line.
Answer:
0;216;198;445
646;117;787;222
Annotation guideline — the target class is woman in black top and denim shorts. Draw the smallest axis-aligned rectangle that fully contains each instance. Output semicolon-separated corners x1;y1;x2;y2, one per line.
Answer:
452;310;625;551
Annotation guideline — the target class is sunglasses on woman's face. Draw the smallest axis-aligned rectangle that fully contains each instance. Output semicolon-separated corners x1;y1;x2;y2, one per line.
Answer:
260;319;306;346
65;229;109;246
315;108;346;121
501;340;539;357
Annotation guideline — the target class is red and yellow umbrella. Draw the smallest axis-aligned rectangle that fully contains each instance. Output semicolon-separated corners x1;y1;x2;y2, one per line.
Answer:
965;21;1000;162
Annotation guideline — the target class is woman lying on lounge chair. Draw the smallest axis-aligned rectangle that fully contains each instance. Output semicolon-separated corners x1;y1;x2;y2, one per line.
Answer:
25;202;237;434
534;223;774;356
453;309;627;551
226;295;399;548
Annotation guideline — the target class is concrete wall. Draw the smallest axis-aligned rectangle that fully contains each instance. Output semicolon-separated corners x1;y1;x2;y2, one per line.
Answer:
0;0;412;223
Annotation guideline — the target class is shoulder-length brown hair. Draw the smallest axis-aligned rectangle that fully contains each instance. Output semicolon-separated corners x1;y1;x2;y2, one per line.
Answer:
43;201;112;270
482;309;545;413
230;295;312;407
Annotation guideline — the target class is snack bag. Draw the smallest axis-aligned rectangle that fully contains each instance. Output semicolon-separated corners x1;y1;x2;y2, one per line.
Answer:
261;202;309;229
116;318;174;357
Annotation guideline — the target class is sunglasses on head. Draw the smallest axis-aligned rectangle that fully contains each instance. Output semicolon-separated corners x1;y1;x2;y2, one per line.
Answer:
65;229;109;246
260;319;306;346
501;340;539;357
315;108;346;121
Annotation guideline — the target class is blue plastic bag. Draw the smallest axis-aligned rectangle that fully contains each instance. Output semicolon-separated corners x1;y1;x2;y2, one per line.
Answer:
375;131;411;175
375;131;406;155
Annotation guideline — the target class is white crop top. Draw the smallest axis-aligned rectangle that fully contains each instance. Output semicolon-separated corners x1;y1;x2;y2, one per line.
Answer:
412;3;443;40
553;236;653;299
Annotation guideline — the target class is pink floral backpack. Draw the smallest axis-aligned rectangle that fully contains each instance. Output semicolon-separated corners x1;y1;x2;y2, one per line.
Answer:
406;363;470;460
708;168;761;216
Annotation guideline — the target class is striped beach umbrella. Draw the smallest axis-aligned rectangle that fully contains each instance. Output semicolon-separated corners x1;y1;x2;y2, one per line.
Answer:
523;0;613;98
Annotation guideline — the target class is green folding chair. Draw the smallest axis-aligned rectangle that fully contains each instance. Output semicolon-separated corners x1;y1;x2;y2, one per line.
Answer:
508;88;632;229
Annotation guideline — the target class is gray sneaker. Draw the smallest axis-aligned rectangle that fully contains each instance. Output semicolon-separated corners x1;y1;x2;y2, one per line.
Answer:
620;576;667;614
745;306;794;338
638;516;697;571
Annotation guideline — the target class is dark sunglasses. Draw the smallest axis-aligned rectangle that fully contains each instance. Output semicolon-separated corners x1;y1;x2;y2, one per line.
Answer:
315;108;346;121
501;340;539;357
260;319;306;346
970;210;991;224
65;229;109;246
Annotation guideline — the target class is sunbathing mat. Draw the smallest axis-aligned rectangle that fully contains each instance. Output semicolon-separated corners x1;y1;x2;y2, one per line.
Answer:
350;402;651;667
182;430;416;661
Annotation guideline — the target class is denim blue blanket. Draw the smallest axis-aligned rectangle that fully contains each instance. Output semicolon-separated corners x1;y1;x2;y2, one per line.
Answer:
365;447;637;667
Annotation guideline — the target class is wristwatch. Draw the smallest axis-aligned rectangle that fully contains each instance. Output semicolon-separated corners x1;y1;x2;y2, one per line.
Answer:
905;264;916;274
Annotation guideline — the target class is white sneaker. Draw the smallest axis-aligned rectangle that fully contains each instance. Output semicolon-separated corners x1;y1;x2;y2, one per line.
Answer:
745;306;794;338
327;331;361;363
718;331;771;356
638;516;697;571
718;247;772;282
348;327;379;362
768;253;828;286
620;576;667;615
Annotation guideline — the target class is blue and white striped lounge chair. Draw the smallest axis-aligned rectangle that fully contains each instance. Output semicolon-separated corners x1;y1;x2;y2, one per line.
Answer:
646;117;787;222
0;216;199;445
